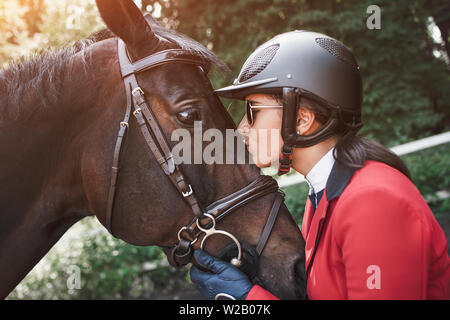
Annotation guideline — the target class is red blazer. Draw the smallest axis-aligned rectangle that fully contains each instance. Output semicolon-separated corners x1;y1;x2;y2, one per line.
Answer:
247;160;450;300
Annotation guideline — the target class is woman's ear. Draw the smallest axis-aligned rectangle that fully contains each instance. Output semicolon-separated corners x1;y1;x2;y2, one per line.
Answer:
296;108;317;135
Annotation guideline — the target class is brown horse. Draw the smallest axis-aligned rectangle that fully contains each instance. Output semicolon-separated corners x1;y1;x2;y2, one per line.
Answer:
0;0;306;299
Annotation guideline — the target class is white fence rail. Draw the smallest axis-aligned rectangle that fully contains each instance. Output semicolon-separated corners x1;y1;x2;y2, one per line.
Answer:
277;131;450;189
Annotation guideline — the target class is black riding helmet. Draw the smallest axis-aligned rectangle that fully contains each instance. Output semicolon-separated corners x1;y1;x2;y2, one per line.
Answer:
215;30;363;175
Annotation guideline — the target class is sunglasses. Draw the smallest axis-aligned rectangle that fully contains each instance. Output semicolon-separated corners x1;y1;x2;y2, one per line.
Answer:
246;101;283;126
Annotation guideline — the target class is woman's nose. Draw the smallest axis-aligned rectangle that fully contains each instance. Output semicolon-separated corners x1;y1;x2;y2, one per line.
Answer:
237;116;250;136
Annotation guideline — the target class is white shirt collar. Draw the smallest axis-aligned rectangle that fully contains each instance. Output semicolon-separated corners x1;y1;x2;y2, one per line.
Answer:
305;147;335;195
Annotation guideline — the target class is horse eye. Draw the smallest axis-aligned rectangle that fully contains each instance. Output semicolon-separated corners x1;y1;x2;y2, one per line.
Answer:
176;109;201;125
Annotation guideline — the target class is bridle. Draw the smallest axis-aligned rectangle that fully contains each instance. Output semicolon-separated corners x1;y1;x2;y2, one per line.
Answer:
106;38;284;270
105;38;285;271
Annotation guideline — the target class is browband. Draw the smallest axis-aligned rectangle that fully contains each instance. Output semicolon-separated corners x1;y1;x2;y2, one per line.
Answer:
118;41;211;78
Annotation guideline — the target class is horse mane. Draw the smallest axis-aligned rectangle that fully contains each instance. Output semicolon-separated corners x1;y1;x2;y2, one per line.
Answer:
0;20;229;125
0;37;96;124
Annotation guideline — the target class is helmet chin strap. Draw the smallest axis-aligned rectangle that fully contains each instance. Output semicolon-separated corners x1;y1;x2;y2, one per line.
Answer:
278;87;342;176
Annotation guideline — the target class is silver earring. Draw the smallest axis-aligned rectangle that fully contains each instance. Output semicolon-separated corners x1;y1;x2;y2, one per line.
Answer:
296;131;300;135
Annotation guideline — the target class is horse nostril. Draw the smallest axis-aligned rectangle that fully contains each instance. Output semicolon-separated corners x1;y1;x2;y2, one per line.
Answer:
294;257;308;299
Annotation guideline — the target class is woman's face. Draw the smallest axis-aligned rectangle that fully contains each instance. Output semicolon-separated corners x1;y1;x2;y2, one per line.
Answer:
237;94;284;168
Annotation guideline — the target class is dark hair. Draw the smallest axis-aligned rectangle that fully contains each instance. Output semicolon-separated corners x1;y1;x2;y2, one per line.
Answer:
333;132;411;179
274;94;411;179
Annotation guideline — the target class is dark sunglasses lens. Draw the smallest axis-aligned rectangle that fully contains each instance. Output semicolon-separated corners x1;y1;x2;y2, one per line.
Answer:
246;101;253;125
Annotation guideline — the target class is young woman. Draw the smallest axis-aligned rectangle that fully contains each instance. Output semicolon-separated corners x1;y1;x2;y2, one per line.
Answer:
190;31;450;299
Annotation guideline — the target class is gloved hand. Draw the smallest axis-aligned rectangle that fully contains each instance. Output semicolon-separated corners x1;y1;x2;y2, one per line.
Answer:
190;250;253;300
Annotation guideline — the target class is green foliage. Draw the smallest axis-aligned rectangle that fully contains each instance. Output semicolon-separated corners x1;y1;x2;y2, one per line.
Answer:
8;217;193;299
0;0;105;65
36;0;105;49
0;1;37;64
403;143;450;218
282;181;309;226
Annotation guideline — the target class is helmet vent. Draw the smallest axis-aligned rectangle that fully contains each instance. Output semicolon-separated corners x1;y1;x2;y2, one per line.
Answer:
238;44;280;82
315;38;358;69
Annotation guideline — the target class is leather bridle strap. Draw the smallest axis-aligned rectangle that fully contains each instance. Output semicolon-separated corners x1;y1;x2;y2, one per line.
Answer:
131;82;203;216
107;37;286;272
256;192;284;255
168;176;281;268
105;39;208;235
105;93;132;234
204;175;279;222
181;175;279;237
120;48;211;78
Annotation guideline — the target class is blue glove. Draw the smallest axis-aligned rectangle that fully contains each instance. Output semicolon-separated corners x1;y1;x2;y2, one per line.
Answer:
190;250;253;300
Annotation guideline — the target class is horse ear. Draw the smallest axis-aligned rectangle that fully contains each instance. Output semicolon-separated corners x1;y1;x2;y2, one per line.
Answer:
95;0;159;51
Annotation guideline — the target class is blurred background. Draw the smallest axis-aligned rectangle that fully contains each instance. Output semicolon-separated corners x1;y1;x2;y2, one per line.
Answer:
1;0;449;299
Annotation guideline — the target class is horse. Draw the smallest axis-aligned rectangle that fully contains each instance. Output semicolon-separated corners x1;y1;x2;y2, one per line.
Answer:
0;0;306;299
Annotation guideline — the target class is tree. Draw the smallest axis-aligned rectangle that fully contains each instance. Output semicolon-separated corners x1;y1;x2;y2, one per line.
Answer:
429;0;450;60
0;0;105;65
0;0;32;63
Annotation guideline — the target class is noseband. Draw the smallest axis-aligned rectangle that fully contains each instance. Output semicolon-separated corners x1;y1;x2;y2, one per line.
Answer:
106;39;284;270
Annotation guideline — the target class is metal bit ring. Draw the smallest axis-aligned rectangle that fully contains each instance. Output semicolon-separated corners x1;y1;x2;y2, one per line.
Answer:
197;213;243;268
177;226;198;245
